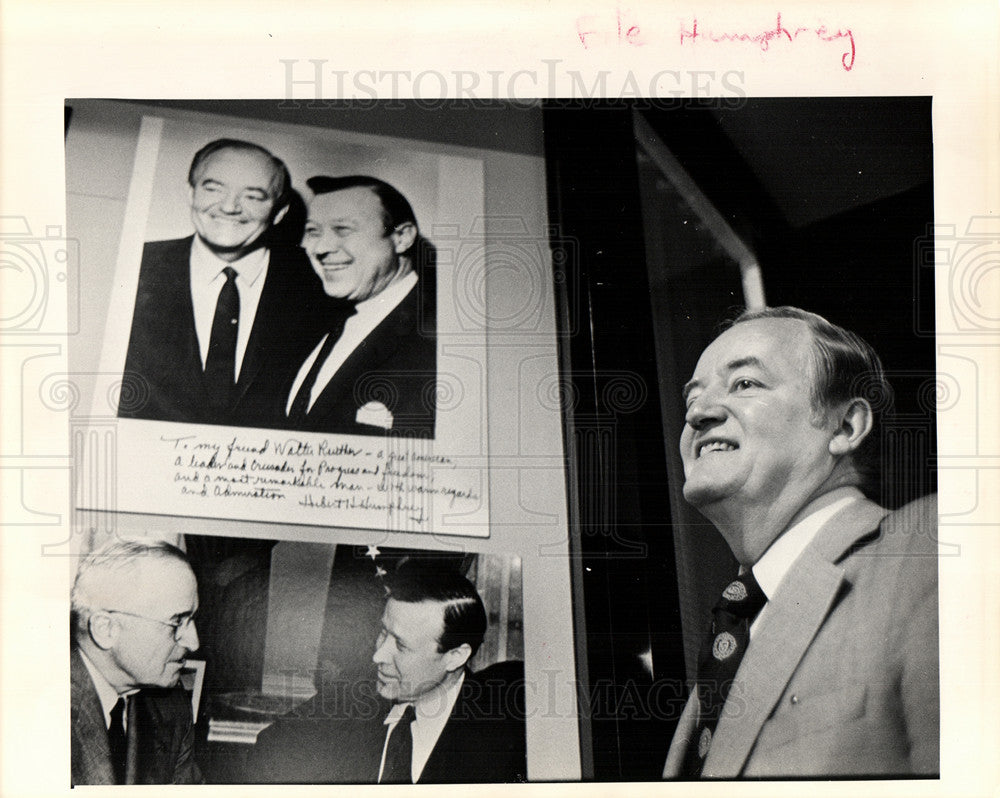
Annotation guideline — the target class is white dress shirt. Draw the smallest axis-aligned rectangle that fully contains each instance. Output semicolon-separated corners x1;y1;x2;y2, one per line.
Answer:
78;650;139;731
378;670;465;784
750;486;864;637
285;272;418;415
189;235;270;381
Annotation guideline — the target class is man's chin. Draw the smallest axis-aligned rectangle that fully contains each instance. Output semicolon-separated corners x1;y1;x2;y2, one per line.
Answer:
682;479;732;509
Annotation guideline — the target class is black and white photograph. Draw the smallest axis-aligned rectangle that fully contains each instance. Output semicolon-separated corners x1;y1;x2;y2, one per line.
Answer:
63;95;943;784
67;101;492;536
1;4;998;797
70;533;525;784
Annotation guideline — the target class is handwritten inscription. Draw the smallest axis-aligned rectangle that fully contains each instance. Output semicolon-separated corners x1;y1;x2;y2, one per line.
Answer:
680;13;856;72
576;10;856;72
160;432;481;529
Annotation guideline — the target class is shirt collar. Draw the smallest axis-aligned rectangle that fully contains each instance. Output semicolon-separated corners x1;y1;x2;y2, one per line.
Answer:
752;486;864;601
190;234;269;287
383;669;465;726
78;650;139;725
353;272;417;319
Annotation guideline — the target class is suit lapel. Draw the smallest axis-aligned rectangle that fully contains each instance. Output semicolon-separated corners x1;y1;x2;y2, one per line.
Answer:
307;285;418;422
161;238;207;404
703;498;889;777
71;650;116;784
125;692;140;784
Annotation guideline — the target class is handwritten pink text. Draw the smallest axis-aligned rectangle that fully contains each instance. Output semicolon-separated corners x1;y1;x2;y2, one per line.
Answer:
680;13;856;71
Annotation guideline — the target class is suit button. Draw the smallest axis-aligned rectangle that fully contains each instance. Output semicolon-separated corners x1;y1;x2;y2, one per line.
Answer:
789;694;799;705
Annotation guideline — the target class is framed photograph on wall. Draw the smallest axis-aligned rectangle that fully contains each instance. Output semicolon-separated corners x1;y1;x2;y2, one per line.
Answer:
69;102;491;537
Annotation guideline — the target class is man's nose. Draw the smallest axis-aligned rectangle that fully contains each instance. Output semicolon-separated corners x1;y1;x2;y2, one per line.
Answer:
311;232;342;256
218;192;243;214
372;638;390;665
179;620;200;652
684;391;726;430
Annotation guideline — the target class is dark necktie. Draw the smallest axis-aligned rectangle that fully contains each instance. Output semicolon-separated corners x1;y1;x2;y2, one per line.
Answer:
380;703;416;784
108;696;128;784
683;570;767;777
204;266;240;409
287;310;353;422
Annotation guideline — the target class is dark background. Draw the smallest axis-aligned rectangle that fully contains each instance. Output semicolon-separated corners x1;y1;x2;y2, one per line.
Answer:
543;98;935;780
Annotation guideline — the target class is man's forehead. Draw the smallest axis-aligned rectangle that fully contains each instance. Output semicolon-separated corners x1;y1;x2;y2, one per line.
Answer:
699;317;813;372
384;598;445;638
197;147;276;183
100;556;196;611
309;187;383;219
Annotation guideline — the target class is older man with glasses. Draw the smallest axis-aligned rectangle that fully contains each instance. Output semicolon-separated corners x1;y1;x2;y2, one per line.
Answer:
70;540;202;785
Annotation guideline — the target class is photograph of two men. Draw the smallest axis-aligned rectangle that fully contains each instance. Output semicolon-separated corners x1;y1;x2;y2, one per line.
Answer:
65;98;938;785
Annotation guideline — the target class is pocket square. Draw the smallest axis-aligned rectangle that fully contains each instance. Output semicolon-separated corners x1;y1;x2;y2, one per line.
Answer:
356;401;394;429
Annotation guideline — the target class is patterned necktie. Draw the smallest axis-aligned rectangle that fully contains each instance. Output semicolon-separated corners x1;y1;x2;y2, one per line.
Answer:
108;696;128;784
683;570;767;777
380;703;416;783
287;309;354;422
204;266;240;409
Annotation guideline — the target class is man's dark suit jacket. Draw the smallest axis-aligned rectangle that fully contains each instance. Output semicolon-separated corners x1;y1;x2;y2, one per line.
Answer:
284;278;437;438
71;649;201;785
119;235;325;427
248;661;526;783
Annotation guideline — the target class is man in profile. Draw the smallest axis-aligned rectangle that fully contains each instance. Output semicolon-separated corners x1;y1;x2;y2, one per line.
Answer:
251;561;525;783
662;306;938;778
119;138;323;426
282;175;436;437
71;540;202;785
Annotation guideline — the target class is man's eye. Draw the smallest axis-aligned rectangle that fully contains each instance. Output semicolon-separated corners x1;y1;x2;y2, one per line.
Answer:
333;226;354;236
733;379;758;391
243;194;267;203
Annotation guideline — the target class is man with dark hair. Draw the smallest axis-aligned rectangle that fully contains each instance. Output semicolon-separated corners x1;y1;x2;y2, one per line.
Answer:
119;138;324;426
71;540;202;785
663;306;938;778
282;175;436;437
250;561;525;783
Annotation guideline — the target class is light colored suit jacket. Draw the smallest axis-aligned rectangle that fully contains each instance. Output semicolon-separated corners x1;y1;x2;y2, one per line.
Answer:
663;494;939;778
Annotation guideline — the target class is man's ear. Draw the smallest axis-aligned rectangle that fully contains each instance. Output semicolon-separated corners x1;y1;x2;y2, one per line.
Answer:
443;643;473;673
87;612;120;651
390;222;417;255
829;398;873;456
272;203;290;226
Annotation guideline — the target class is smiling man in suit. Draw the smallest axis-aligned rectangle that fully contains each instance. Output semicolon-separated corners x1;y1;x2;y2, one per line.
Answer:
119;138;323;426
71;540;202;785
250;561;526;783
663;306;938;779
282;175;436;437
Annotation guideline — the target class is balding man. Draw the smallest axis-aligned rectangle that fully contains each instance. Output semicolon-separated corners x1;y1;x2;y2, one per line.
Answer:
663;306;938;778
71;540;202;785
119;138;324;426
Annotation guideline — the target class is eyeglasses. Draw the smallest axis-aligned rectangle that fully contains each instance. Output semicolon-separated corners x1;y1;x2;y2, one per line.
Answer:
102;609;197;641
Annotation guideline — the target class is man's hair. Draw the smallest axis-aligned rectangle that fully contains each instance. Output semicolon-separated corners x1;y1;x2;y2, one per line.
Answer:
306;175;418;239
726;305;891;487
188;138;291;207
386;559;487;658
71;539;191;644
